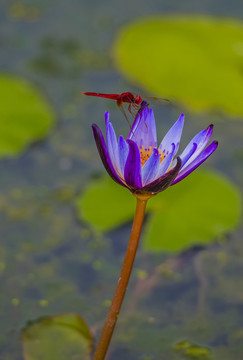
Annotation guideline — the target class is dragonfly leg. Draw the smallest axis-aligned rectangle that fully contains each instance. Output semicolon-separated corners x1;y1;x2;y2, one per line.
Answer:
139;101;149;128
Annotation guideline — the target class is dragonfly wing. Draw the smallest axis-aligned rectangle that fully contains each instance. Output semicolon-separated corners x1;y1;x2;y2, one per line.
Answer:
119;103;132;127
142;95;171;106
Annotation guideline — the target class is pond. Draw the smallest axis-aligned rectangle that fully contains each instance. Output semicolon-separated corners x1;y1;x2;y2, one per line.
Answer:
0;1;243;359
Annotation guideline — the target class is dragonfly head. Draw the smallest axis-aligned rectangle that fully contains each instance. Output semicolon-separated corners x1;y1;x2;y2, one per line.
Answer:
134;95;143;104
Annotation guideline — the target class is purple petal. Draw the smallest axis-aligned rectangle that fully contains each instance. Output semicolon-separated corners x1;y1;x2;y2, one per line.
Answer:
180;124;213;168
92;124;127;188
127;107;157;149
180;143;197;168
124;140;142;189
159;114;184;155
172;141;218;185
157;143;176;177
118;135;129;176
105;112;121;174
142;148;160;186
136;157;182;195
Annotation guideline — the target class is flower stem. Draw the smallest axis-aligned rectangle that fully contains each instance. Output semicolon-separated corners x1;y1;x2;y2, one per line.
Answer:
92;197;148;360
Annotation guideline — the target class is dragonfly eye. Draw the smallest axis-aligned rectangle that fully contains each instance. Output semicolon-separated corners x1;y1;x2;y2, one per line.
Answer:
135;95;142;104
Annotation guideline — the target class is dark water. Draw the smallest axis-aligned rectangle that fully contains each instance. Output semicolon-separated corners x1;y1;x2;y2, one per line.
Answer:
0;1;243;359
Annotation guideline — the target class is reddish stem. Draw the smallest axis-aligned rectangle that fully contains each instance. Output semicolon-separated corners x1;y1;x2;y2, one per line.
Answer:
92;197;148;360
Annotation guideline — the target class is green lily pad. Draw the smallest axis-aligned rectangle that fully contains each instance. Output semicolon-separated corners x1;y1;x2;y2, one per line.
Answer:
113;16;243;117
174;340;211;359
76;176;136;231
22;313;92;360
145;170;241;252
77;170;241;253
0;73;55;158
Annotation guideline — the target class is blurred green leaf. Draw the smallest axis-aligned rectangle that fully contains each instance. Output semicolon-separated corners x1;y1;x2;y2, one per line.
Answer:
76;176;136;231
77;170;241;253
0;73;55;158
22;313;92;360
113;16;243;117
144;170;241;252
174;340;211;359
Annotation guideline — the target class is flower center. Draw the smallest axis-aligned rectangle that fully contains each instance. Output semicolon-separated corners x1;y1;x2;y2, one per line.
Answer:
140;146;166;166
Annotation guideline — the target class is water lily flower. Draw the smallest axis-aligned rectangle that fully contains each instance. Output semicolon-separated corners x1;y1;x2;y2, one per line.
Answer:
92;107;218;197
91;106;218;360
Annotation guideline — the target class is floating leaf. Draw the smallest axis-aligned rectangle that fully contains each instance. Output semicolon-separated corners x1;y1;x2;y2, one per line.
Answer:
77;170;241;253
22;313;92;360
113;16;243;117
76;176;136;231
144;170;241;252
0;73;55;158
174;340;211;359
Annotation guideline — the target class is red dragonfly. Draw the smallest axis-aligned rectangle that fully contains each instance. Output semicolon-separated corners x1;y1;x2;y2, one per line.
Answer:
83;91;169;124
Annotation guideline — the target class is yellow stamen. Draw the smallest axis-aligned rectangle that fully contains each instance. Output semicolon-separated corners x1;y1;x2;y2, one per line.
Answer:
140;146;166;166
158;149;166;163
140;146;152;166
